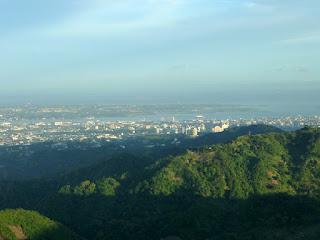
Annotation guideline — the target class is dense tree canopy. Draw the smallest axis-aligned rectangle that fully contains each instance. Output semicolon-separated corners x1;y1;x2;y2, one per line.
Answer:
0;126;319;239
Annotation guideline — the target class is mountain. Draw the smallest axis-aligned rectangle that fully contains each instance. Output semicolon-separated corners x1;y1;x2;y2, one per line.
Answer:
0;209;81;240
141;126;319;198
0;126;319;240
0;124;281;181
58;126;319;199
56;125;284;186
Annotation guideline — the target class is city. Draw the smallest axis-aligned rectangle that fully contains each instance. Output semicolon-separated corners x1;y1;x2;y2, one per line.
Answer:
0;105;319;147
1;0;320;239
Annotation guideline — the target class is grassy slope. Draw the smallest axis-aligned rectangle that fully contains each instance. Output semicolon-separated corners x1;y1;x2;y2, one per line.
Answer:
0;209;80;240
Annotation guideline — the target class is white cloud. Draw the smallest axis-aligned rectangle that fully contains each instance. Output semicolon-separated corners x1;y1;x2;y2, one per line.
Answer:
243;1;275;13
43;0;186;37
282;34;320;44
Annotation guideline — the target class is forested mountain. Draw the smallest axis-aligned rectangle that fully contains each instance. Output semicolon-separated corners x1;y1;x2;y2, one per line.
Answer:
0;126;319;240
0;124;281;181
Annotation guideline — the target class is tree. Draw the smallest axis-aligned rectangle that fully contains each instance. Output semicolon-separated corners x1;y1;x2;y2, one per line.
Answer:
74;180;96;196
97;177;120;196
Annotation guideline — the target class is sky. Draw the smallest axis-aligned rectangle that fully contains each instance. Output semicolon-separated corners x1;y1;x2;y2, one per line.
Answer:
0;0;319;105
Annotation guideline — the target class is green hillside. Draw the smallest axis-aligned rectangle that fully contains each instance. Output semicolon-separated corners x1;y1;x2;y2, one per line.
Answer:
60;126;320;199
0;209;80;240
142;126;320;198
48;126;320;240
0;126;319;240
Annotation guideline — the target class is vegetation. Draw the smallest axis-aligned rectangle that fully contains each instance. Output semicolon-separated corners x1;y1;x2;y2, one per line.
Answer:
0;126;319;239
0;209;79;240
0;124;281;181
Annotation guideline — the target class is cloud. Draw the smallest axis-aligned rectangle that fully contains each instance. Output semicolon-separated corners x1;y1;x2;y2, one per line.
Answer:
39;0;303;42
281;34;320;44
169;64;189;72
43;0;186;37
0;0;308;42
295;65;308;73
270;65;309;74
243;1;274;12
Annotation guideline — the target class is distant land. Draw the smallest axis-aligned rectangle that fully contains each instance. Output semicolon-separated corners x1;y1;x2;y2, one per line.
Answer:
0;103;319;119
0;87;319;117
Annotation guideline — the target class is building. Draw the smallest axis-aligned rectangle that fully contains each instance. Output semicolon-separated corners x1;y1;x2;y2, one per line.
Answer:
212;121;229;133
191;128;198;137
212;126;224;133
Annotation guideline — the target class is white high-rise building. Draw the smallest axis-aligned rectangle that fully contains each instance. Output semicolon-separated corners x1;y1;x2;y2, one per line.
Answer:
191;128;198;137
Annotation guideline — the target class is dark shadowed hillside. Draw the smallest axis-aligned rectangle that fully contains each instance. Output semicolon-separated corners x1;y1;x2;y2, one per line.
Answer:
0;126;319;240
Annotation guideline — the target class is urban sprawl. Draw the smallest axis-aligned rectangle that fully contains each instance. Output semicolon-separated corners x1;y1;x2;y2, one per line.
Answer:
0;106;319;147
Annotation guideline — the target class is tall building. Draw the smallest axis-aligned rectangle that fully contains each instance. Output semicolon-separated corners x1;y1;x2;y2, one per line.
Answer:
221;122;230;130
191;128;198;137
155;127;161;135
200;123;206;132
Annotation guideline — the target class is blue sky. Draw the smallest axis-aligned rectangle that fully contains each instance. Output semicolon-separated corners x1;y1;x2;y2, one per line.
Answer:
0;0;319;104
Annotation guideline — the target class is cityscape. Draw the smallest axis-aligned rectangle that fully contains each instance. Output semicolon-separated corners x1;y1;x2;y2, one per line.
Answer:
0;105;319;147
1;0;320;239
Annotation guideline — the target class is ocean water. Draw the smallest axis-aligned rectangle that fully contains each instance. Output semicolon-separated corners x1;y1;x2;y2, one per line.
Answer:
96;103;319;122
